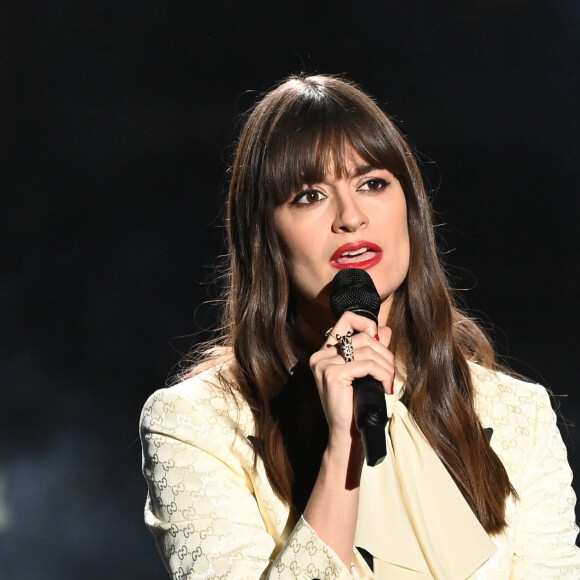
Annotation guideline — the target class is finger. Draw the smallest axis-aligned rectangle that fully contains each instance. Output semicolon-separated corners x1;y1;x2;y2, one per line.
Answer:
324;311;378;346
312;341;395;393
322;358;394;393
351;331;393;362
350;345;394;374
313;343;393;375
317;326;394;369
375;326;392;348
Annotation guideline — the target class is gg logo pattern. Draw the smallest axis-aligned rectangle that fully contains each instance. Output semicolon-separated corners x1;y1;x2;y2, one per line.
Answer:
140;370;361;579
140;365;580;579
270;518;348;579
470;364;580;579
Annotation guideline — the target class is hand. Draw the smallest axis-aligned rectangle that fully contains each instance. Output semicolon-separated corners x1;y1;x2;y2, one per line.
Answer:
309;311;395;450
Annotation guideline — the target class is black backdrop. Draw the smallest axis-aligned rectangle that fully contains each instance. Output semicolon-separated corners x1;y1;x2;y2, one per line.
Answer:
2;1;579;577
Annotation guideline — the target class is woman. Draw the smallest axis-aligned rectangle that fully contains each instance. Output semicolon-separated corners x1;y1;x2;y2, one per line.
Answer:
140;75;580;579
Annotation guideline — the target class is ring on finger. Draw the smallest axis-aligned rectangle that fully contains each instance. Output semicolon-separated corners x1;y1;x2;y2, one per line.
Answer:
336;331;354;363
325;327;342;343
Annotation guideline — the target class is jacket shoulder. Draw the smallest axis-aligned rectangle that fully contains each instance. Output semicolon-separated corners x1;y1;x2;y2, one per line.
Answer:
139;365;255;443
470;362;545;400
469;363;555;477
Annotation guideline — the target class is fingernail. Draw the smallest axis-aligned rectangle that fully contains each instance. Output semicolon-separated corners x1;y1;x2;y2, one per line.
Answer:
374;333;380;341
390;369;396;395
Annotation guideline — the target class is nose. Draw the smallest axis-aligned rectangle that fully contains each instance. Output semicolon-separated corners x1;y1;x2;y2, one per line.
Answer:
331;193;369;233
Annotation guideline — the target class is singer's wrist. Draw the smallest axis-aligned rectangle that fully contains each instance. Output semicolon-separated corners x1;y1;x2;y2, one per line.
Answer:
324;437;364;490
304;443;362;566
326;418;362;454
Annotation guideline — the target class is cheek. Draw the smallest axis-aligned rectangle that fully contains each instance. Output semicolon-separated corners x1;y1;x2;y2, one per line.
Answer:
392;195;410;238
388;197;411;274
285;241;320;285
277;231;329;304
275;223;314;283
398;235;411;275
399;218;411;263
276;217;317;262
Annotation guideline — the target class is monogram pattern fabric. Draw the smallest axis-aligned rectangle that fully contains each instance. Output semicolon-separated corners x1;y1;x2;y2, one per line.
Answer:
140;365;580;579
470;367;580;579
141;369;366;579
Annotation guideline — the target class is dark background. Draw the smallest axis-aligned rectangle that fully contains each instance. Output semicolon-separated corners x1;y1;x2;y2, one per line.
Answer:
1;1;579;577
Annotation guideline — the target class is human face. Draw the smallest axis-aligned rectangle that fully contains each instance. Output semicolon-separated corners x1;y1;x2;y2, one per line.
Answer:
273;151;410;329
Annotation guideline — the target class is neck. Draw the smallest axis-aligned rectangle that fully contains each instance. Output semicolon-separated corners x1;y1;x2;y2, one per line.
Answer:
293;310;329;361
292;291;395;360
378;293;394;327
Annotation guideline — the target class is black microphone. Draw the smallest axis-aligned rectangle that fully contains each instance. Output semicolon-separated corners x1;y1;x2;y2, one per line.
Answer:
330;268;388;466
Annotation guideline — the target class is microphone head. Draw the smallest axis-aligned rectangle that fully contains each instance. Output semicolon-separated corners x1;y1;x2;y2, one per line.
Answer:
330;268;381;323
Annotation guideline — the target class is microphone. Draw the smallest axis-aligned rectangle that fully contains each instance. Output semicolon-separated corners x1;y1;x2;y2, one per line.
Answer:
330;268;388;466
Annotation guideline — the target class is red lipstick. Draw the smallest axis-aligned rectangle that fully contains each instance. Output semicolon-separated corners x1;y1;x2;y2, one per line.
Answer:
330;241;383;270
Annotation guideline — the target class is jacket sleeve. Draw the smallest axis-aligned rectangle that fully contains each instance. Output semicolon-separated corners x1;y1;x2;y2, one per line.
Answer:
509;385;580;579
140;384;372;580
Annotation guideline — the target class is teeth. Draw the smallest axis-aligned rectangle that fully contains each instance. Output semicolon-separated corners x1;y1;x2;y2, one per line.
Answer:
342;247;368;257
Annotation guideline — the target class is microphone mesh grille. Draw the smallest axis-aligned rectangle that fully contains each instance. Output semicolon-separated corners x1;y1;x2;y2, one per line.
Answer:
330;268;381;322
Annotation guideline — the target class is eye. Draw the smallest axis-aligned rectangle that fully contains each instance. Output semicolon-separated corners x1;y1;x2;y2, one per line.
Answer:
357;177;389;192
290;189;327;205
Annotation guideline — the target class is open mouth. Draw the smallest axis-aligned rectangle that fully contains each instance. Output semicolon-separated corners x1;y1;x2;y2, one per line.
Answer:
330;242;383;270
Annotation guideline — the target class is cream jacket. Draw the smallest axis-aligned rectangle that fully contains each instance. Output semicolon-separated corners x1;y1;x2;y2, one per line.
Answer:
140;364;580;579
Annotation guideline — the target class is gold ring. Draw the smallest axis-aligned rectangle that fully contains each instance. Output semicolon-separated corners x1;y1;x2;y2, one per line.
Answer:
336;331;354;363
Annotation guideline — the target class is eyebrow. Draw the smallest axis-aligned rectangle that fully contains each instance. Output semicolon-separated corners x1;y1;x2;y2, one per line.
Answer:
299;164;382;190
351;164;378;178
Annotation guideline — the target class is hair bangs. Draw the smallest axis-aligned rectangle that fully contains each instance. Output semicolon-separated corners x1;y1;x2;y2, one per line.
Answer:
258;87;406;207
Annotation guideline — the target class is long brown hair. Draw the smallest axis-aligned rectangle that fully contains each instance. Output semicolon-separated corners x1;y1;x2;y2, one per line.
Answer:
189;75;515;534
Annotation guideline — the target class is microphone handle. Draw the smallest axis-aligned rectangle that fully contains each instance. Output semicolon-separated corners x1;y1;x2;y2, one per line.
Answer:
345;310;388;466
353;374;388;466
